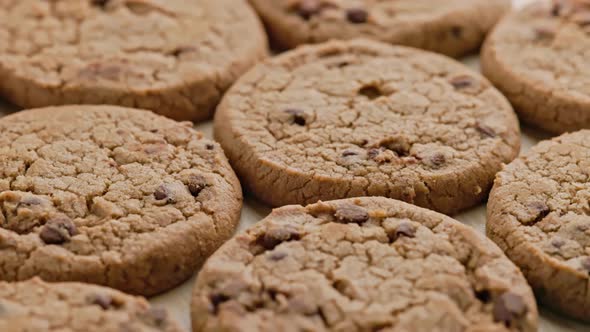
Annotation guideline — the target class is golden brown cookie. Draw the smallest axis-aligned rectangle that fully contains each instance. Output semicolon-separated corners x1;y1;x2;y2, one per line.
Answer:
0;105;242;296
192;197;538;332
0;0;267;121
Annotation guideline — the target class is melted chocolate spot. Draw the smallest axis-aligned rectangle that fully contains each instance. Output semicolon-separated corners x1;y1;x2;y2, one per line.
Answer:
341;150;358;157
429;153;446;168
92;0;109;7
334;204;369;224
209;293;230;314
268;251;288;261
346;8;368;23
296;0;321;20
476;123;497;138
528;201;550;224
387;222;416;242
256;226;301;251
450;76;475;89
359;85;382;100
205;143;215;150
188;175;207;197
39;216;78;245
475;289;491;303
284;109;307;126
154;186;169;201
493;292;527;327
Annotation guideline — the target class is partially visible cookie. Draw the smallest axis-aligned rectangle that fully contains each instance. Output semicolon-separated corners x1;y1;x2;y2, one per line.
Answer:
0;0;267;121
0;105;242;296
487;130;590;321
215;39;520;215
0;278;182;332
482;0;590;134
192;197;538;332
250;0;510;57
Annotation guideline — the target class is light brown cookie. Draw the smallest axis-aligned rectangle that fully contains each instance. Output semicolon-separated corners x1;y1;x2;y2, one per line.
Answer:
481;0;590;134
214;39;520;215
0;0;267;122
250;0;511;57
487;130;590;321
0;105;242;296
0;278;183;332
192;197;538;332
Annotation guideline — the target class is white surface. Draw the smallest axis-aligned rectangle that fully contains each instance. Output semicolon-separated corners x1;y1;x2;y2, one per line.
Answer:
0;0;587;330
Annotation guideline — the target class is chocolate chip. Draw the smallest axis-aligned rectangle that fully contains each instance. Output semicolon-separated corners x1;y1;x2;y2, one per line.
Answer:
451;26;463;38
475;289;491;303
187;175;207;197
205;143;215;150
296;0;321;20
359;85;382;100
209;293;230;314
334;204;369;224
346;8;368;23
342;150;358;157
429;153;446;168
154;186;169;201
39;216;78;245
551;238;565;248
527;201;550;224
493;292;527;327
268;251;288;261
388;222;416;242
450;76;475;89
581;257;590;272
91;0;109;7
284;109;307;126
87;294;113;310
256;226;301;251
476;123;497;138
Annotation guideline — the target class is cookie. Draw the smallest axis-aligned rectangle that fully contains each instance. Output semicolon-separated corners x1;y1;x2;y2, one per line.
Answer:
0;0;267;122
0;105;242;296
191;197;538;332
249;0;511;57
0;278;182;332
481;0;590;134
214;39;520;215
487;130;590;321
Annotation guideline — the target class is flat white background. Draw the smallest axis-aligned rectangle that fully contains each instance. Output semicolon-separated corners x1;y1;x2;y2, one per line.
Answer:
0;0;586;330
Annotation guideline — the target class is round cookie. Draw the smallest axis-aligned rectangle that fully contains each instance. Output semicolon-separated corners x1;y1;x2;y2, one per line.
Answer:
482;0;590;134
0;105;242;296
250;0;511;57
192;197;538;332
0;0;267;122
0;278;182;332
214;39;520;215
487;130;590;321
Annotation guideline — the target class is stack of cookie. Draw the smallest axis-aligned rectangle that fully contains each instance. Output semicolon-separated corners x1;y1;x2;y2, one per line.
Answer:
0;0;588;331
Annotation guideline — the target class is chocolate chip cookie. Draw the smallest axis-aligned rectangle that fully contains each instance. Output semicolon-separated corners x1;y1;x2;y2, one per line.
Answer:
0;105;242;296
192;197;538;332
0;278;182;332
0;0;267;122
487;130;590;321
482;0;590;134
250;0;511;57
215;39;520;215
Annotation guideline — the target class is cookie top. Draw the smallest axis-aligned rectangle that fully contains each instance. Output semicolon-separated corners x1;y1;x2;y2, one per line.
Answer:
0;0;267;121
0;105;242;296
0;278;182;332
481;0;590;134
487;130;590;321
250;0;510;57
215;39;520;215
192;197;538;332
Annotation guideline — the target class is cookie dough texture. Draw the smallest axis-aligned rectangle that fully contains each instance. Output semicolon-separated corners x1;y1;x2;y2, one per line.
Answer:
487;130;590;321
250;0;511;57
192;197;538;332
482;0;590;134
0;278;182;332
0;0;267;122
215;39;520;215
0;105;242;296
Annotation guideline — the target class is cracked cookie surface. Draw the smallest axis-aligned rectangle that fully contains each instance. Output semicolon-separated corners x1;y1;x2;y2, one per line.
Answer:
249;0;510;57
0;278;182;332
192;197;538;332
0;0;267;121
0;105;242;296
487;130;590;321
482;0;590;134
214;39;520;215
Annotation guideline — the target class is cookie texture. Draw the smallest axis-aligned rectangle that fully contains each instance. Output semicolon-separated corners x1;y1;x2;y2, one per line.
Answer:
0;278;182;332
215;39;520;215
250;0;510;57
0;0;267;122
192;197;538;332
487;130;590;321
0;105;242;296
482;0;590;134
